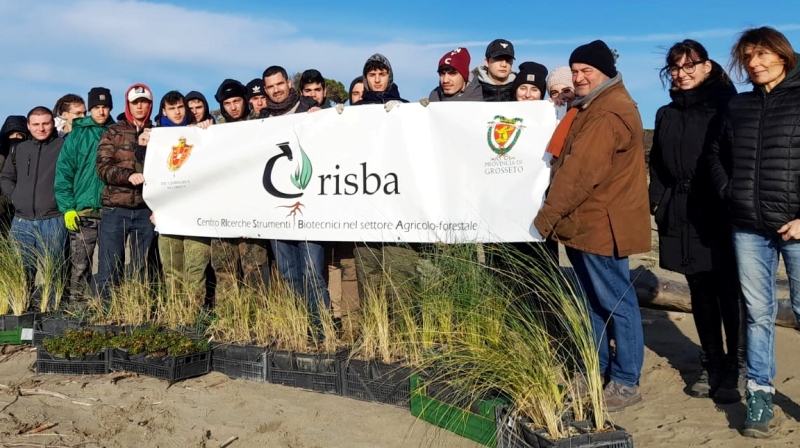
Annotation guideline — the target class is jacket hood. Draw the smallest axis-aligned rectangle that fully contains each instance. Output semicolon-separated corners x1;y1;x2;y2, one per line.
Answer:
348;77;363;104
363;54;394;92
215;79;250;123
1;116;27;139
473;66;516;86
124;83;153;129
185;91;215;123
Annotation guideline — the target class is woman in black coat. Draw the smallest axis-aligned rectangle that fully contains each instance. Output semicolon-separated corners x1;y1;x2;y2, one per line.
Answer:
649;39;741;404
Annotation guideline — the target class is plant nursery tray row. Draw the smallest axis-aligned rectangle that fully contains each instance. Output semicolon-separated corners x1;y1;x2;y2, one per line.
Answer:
495;405;634;448
36;347;211;383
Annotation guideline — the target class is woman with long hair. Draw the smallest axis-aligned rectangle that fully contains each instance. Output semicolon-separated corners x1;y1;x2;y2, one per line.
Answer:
708;26;800;438
650;40;742;404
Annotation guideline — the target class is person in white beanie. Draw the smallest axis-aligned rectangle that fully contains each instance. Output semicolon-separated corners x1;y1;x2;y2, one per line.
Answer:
546;66;576;106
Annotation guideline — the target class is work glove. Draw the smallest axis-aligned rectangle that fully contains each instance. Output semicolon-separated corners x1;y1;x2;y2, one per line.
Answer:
335;103;345;114
419;98;430;107
64;210;80;232
384;100;401;112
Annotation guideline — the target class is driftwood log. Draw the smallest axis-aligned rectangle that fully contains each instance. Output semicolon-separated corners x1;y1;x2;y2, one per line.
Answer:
631;266;799;329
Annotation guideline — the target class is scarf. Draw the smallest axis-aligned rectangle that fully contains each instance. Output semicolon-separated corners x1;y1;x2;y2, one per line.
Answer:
547;73;622;158
159;114;188;127
267;88;300;116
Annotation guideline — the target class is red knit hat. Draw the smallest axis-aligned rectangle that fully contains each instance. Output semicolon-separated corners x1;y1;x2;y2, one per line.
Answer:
438;47;471;83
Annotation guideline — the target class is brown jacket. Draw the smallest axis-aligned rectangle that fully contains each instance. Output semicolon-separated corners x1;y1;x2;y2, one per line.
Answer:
533;80;650;257
96;120;152;208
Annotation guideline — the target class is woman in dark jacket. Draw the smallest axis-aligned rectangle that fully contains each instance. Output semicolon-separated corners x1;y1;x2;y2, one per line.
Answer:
707;26;800;438
650;40;741;403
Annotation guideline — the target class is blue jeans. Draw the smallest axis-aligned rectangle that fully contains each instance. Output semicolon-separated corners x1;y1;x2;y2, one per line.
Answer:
10;216;67;300
733;229;800;391
271;240;330;319
94;207;155;301
566;247;644;387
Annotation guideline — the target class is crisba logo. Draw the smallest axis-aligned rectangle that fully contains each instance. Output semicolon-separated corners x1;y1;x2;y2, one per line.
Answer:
263;141;312;218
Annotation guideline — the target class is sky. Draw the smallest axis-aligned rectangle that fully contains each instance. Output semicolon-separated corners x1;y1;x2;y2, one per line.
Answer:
3;0;800;128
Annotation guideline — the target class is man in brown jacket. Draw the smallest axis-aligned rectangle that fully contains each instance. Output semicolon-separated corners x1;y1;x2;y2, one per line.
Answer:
94;84;156;301
533;40;650;411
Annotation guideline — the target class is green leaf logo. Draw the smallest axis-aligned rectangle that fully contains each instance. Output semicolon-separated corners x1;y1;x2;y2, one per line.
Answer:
290;145;313;191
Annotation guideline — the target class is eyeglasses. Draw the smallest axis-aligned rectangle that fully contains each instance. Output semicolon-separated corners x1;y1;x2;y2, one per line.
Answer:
549;87;574;96
669;60;706;76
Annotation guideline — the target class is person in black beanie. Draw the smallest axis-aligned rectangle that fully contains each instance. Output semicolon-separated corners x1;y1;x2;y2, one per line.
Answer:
214;79;250;123
569;40;618;97
513;62;548;101
534;38;649;412
245;78;268;117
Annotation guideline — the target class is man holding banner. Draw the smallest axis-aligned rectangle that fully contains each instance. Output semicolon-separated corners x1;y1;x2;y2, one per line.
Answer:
533;40;650;411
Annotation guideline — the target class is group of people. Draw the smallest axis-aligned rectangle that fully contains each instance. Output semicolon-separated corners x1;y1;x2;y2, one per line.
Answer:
0;25;798;439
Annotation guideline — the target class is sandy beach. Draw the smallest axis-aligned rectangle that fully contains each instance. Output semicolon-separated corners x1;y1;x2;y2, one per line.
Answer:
0;307;798;447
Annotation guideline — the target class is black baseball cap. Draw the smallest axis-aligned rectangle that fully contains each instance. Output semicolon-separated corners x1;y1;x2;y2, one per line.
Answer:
486;39;515;60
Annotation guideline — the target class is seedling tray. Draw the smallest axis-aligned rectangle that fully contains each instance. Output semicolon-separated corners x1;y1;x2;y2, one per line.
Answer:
410;373;509;447
33;318;85;347
36;348;109;375
267;350;340;394
496;405;634;448
109;348;211;383
211;343;268;382
339;358;412;407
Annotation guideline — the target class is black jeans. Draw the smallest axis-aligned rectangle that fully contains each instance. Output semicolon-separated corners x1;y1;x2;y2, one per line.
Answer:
685;269;744;363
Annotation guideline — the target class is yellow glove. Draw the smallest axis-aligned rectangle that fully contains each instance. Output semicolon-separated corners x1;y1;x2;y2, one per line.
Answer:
64;210;80;232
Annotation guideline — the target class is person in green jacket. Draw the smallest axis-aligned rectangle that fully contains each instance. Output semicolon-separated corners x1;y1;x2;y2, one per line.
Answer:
54;87;114;303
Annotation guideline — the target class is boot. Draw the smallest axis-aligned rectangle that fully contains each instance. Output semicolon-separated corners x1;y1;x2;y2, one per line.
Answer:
741;389;774;438
714;355;743;404
690;353;721;398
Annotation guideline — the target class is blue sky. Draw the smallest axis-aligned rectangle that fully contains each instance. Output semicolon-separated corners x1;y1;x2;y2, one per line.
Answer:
2;0;800;128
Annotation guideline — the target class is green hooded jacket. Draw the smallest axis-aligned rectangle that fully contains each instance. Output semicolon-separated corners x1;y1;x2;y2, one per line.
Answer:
54;115;114;214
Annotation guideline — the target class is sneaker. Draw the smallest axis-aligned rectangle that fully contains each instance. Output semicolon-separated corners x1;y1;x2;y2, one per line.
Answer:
741;390;773;438
714;357;742;404
690;368;711;398
603;380;642;412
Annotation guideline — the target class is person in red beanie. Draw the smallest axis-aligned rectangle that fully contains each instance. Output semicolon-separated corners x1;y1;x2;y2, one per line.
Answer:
94;83;156;302
428;47;483;102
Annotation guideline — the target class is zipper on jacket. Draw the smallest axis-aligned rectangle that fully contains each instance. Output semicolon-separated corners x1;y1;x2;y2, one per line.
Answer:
31;141;42;219
754;96;767;229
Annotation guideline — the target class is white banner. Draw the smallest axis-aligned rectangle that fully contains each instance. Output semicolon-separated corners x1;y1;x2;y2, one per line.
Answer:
142;102;560;243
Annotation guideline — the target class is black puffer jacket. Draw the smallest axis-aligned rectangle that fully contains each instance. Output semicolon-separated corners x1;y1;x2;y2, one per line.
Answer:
708;59;800;234
649;65;737;274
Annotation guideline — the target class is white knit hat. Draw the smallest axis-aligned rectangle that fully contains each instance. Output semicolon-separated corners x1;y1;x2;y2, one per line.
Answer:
546;66;574;92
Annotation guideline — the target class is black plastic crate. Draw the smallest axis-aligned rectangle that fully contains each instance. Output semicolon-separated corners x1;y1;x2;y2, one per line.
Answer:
267;350;340;394
340;358;412;407
33;318;85;347
1;312;36;333
496;405;634;448
211;344;268;382
36;349;109;375
109;348;211;383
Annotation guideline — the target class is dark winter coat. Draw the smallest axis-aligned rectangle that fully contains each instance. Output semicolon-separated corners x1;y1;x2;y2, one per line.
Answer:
96;119;152;209
0;131;64;220
708;57;800;234
649;65;737;274
356;84;408;105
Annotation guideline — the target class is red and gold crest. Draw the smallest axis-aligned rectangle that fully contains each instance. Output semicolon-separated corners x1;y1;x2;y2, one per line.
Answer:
168;137;193;172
